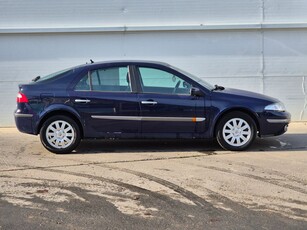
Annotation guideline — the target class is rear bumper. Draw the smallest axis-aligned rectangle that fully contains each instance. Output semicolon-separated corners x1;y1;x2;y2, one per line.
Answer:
259;111;291;137
14;111;35;134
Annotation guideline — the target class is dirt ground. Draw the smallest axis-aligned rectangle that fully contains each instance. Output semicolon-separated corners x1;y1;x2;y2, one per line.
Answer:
0;123;306;229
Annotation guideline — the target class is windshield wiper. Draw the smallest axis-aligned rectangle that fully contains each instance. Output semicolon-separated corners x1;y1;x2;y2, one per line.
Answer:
212;84;225;91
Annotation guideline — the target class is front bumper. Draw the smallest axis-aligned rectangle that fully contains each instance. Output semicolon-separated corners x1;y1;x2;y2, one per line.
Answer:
258;111;291;137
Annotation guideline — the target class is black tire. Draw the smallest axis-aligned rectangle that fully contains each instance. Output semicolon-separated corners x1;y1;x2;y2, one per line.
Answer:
40;115;81;154
216;112;256;151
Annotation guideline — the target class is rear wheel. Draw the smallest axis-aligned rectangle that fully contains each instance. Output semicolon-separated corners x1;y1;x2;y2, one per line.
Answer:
40;115;81;154
216;112;256;151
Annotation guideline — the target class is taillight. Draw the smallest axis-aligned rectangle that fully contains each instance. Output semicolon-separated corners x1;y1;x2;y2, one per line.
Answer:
17;92;29;103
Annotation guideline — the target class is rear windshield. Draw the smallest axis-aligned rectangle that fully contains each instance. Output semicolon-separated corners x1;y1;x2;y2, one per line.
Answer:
34;68;73;83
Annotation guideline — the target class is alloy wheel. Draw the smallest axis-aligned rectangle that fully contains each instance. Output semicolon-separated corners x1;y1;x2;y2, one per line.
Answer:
222;118;252;147
45;120;75;149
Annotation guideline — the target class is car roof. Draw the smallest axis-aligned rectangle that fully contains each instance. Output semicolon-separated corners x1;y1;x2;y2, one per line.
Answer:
75;60;171;69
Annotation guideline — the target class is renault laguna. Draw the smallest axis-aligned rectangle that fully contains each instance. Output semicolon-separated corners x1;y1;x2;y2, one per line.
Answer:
15;61;291;153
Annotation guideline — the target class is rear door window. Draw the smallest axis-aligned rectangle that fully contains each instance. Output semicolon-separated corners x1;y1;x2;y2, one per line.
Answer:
75;66;131;92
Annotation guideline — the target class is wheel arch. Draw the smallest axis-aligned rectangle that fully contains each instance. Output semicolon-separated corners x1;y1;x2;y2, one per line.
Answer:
213;108;260;137
35;108;84;138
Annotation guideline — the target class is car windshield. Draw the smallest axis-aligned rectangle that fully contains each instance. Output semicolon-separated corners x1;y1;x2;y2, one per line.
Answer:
35;68;73;83
170;65;215;90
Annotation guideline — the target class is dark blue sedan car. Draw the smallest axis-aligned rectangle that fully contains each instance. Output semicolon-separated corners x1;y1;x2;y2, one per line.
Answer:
15;61;290;154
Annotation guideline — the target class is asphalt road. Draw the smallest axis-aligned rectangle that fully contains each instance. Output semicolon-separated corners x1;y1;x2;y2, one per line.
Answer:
0;123;307;229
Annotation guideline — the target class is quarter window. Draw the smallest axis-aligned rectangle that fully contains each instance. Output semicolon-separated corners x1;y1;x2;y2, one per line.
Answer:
75;74;90;91
75;66;131;92
138;67;191;95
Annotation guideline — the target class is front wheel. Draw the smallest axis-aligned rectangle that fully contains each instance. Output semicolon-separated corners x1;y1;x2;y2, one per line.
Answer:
40;115;81;154
216;112;256;151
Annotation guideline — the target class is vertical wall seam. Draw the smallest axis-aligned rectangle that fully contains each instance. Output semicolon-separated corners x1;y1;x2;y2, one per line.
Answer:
260;0;265;94
122;25;127;57
300;76;306;120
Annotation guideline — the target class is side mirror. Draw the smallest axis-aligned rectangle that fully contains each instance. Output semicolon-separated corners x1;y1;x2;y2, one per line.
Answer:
190;87;204;97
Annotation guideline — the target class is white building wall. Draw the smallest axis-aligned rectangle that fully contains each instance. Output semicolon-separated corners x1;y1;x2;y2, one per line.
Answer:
0;0;262;27
0;0;307;126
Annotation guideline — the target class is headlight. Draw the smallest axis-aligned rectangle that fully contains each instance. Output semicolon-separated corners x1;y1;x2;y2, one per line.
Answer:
264;102;286;112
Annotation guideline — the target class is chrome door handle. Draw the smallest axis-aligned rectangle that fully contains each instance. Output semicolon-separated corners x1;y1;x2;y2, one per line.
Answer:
75;99;91;103
141;101;158;105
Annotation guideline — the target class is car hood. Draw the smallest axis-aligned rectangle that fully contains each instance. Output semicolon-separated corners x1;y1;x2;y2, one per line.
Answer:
214;88;279;103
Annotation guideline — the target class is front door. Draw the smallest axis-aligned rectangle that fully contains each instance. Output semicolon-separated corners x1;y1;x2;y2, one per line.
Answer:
135;66;206;138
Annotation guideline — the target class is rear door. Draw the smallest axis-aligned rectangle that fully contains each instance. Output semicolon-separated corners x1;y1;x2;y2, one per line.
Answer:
134;65;206;138
69;65;140;138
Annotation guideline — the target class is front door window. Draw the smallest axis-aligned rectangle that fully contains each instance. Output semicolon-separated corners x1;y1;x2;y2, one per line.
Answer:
138;67;191;95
